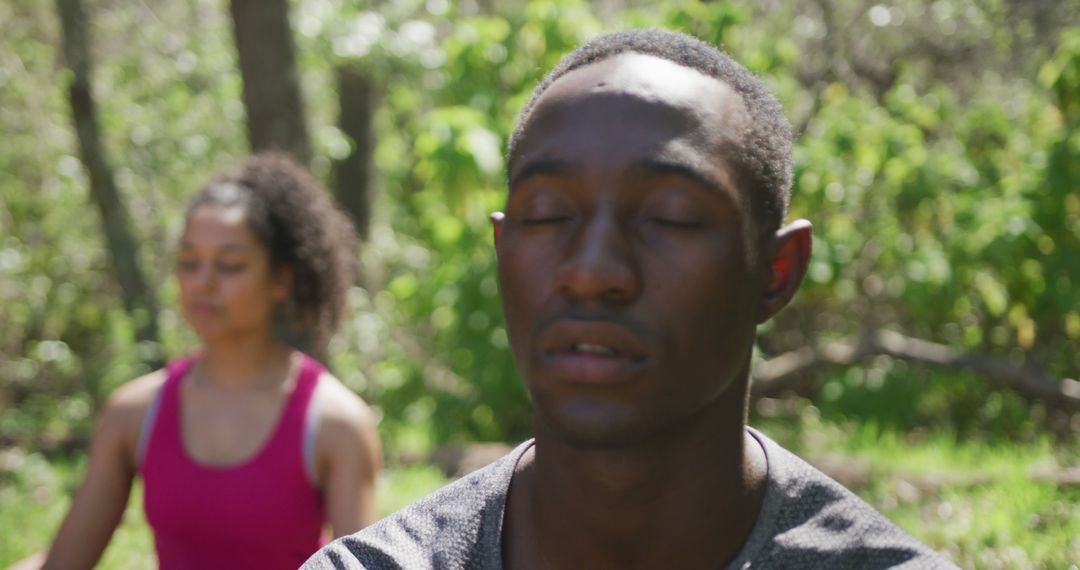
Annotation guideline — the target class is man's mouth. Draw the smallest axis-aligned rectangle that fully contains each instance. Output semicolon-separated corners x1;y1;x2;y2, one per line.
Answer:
570;343;617;356
548;335;647;361
539;320;650;383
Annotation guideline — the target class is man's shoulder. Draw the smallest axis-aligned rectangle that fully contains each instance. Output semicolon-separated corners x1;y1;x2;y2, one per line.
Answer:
732;429;958;569
302;440;533;570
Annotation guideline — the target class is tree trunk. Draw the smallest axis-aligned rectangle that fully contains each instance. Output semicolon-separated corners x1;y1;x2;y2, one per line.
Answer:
55;0;162;366
333;65;376;240
229;0;311;164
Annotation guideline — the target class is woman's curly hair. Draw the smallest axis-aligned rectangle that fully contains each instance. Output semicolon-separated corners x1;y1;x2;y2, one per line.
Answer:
186;152;358;356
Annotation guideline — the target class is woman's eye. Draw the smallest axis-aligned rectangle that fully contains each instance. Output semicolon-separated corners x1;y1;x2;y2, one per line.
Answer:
177;259;198;271
217;262;246;273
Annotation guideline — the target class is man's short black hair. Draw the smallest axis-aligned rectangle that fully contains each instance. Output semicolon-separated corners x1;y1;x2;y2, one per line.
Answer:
507;28;793;236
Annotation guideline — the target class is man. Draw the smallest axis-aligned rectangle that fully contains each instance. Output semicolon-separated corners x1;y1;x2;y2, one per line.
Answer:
304;29;956;569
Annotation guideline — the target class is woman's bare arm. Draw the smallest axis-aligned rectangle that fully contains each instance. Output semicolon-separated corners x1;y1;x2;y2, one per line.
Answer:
33;372;163;570
314;376;382;538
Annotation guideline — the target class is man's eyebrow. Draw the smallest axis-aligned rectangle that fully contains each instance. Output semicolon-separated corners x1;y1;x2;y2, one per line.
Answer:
628;158;727;195
509;159;582;187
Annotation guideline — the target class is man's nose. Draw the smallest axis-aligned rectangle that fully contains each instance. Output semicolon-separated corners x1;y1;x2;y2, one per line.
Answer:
555;212;641;304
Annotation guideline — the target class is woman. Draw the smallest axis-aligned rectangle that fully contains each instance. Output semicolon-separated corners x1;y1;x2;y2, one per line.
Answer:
18;153;380;569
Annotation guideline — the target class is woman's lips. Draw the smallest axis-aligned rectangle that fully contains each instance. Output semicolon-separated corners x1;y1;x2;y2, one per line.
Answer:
187;301;223;317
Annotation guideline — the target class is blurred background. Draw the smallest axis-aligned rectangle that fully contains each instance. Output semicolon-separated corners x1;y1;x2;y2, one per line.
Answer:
1;0;1078;567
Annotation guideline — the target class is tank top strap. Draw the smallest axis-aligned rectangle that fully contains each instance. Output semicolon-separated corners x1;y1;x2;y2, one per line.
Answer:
293;353;324;406
297;355;326;485
139;354;197;472
158;354;197;431
165;355;198;392
259;353;324;467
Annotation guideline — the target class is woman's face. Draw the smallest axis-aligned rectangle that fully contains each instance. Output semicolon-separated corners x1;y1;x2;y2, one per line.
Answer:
176;204;291;343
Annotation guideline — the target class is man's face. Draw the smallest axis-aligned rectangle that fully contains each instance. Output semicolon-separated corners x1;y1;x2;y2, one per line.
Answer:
496;53;764;446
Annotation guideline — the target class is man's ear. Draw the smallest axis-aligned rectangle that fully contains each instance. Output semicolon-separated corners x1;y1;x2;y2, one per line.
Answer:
757;219;812;323
491;211;505;249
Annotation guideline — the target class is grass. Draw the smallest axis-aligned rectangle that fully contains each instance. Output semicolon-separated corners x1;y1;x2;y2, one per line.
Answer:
2;419;1078;569
755;409;1080;569
0;454;448;569
863;439;1080;569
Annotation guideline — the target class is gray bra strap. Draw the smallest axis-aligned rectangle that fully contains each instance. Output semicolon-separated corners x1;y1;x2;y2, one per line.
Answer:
302;375;322;487
135;383;165;469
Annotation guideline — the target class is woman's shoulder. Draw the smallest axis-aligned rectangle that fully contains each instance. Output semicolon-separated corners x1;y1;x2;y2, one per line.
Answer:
311;372;376;433
105;368;169;414
92;368;170;455
310;370;382;481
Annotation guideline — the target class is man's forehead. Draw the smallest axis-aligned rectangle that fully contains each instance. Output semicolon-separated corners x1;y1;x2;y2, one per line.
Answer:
510;52;751;198
527;52;746;129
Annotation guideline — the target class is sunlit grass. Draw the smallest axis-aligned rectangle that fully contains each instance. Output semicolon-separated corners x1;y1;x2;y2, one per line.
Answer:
755;411;1080;569
0;452;155;569
3;420;1078;569
376;462;449;518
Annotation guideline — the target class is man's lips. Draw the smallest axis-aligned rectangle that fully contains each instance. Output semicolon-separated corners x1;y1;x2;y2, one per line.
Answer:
538;319;650;384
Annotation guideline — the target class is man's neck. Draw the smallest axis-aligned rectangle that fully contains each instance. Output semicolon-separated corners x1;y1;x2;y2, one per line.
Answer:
503;399;768;570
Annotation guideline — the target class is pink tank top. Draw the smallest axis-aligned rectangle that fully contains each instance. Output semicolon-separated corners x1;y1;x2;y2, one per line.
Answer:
140;353;326;569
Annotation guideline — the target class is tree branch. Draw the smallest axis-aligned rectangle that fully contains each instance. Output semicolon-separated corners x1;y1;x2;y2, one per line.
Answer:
752;330;1080;411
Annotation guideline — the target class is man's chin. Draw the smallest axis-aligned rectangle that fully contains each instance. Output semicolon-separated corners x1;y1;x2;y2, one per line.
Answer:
534;400;656;449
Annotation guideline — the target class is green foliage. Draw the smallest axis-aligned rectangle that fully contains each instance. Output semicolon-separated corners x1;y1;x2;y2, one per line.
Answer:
335;1;1080;449
302;0;612;448
2;0;1079;466
4;0;1080;564
0;0;240;445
